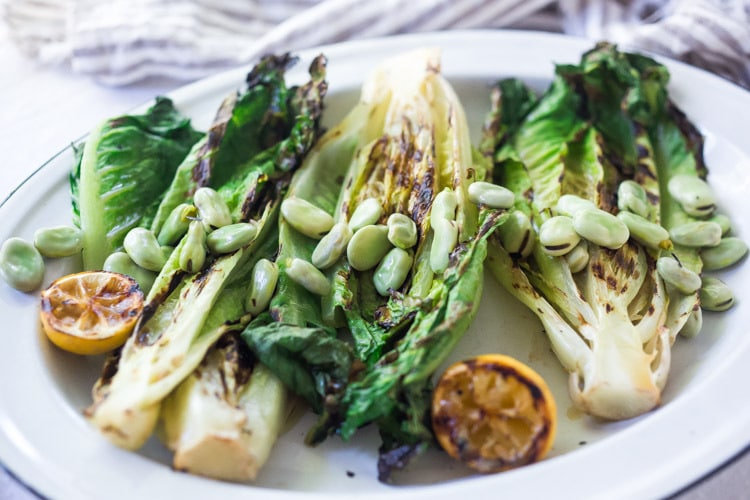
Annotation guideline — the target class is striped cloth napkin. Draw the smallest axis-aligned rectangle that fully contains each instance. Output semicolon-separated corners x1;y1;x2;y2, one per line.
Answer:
4;0;750;88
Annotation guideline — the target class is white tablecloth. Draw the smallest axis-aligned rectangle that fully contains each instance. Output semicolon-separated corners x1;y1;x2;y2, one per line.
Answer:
1;19;749;500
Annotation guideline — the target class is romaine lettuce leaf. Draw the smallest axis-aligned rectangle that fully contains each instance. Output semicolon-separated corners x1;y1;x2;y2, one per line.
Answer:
72;97;202;269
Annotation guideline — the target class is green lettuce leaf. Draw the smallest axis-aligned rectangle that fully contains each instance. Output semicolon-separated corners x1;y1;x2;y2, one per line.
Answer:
150;54;310;233
240;319;354;415
85;54;328;450
73;97;202;270
483;42;712;422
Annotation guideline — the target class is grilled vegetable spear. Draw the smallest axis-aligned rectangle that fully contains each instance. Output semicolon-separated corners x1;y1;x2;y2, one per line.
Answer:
241;48;506;481
159;332;288;481
482;43;715;420
84;54;327;459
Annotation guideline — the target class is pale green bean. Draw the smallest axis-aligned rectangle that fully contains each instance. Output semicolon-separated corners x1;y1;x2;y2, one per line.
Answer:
679;307;702;338
103;252;157;294
430;218;458;273
431;189;457;221
194;187;232;228
555;194;595;217
565;241;589;273
707;213;732;236
246;259;279;315
699;276;734;312
656;256;701;295
281;197;335;239
669;221;722;248
0;237;44;292
667;174;716;217
616;211;671;250
157;203;196;245
123;228;167;272
349;198;383;232
312;222;353;269
33;226;83;258
701;237;748;271
498;210;534;258
573;208;629;249
179;221;207;273
286;258;330;296
206;222;258;254
539;216;579;256
617;180;650;218
467;182;514;209
386;213;417;249
346;224;391;271
373;247;412;296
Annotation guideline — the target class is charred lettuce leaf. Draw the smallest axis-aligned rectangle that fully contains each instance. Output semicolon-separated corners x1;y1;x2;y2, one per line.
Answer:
241;49;507;482
241;319;354;414
483;42;710;421
85;54;327;451
150;54;310;234
72;97;202;269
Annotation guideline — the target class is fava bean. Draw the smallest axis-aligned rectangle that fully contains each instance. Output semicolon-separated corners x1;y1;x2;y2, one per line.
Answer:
123;228;167;272
669;221;722;248
667;174;716;217
157;203;196;245
103;252;157;294
467;182;514;209
431;189;458;221
33;226;83;258
286;258;330;296
616;211;671;250
707;213;732;236
555;194;595;217
565;241;589;273
312;222;353;269
617;180;650;218
0;237;44;292
701;237;748;271
179;221;207;273
498;210;535;258
373;247;412;296
245;259;278;315
539;216;580;256
349;198;383;232
656;256;701;295
430;218;458;274
281;197;334;239
206;222;258;254
429;189;459;273
387;213;418;249
679;307;702;338
573;208;629;249
194;187;232;229
699;276;734;312
346;224;391;271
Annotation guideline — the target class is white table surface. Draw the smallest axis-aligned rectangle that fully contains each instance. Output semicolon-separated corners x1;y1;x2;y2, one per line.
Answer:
2;22;749;500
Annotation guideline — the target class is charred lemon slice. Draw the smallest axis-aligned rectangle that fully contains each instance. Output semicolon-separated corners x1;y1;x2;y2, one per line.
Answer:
431;354;556;473
40;271;144;355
